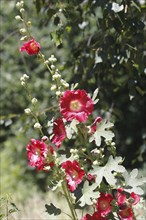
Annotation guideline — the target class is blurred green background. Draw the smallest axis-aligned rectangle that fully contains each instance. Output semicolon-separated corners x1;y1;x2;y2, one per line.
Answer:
0;0;146;218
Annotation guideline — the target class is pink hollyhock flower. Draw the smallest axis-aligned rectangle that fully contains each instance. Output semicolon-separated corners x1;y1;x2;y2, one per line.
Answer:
118;206;134;220
129;192;140;206
20;38;40;55
90;116;102;133
96;193;114;216
61;160;85;192
60;90;94;122
116;188;127;206
26;139;48;170
52;117;66;148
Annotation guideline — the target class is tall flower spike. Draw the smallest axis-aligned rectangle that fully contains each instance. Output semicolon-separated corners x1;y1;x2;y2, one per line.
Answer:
60;89;94;123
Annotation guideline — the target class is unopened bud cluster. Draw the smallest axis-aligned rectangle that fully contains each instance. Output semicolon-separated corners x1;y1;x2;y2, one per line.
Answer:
16;1;32;41
70;149;79;160
47;55;69;97
20;74;29;86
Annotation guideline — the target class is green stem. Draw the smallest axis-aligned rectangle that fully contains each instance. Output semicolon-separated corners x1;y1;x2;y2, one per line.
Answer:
61;182;78;220
21;12;32;39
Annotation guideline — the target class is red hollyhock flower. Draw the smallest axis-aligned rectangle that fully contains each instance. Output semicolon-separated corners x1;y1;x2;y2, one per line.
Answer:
20;38;40;55
61;160;85;192
26;139;48;170
52;117;66;148
96;193;114;216
60;90;94;123
118;206;134;220
90;116;102;133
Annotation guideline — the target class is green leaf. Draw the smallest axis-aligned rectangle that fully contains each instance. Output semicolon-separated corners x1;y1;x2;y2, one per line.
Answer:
79;181;100;207
89;120;115;146
90;156;125;186
45;203;61;216
123;169;146;195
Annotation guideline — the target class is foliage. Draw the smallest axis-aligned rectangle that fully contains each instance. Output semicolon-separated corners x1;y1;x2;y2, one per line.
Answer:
4;1;145;219
33;0;146;167
0;0;146;213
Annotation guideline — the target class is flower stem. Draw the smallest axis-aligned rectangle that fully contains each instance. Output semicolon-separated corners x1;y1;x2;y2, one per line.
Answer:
61;182;78;220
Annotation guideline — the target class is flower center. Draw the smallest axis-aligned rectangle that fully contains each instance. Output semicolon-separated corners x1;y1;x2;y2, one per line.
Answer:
72;170;78;180
121;208;130;217
30;42;37;50
99;199;109;210
70;100;81;111
35;148;41;156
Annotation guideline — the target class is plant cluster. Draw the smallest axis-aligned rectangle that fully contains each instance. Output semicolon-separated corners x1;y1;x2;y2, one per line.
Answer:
15;1;146;219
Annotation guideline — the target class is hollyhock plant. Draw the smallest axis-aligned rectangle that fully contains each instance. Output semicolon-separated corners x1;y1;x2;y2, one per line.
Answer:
96;193;114;216
20;38;40;55
26;139;48;170
61;160;85;192
52;117;66;148
16;2;146;219
60;90;94;123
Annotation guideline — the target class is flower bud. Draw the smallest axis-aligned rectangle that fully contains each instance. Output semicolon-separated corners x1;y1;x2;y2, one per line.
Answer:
73;154;79;160
51;65;55;70
16;2;21;9
52;73;61;80
50;85;57;91
21;81;25;86
31;98;38;104
27;21;32;26
93;160;98;166
15;15;22;21
48;55;57;63
20;28;27;34
41;136;49;142
23;74;29;79
34;122;42;129
24;108;31;114
20;8;25;13
20;36;28;41
20;1;24;7
44;60;49;64
56;91;62;96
